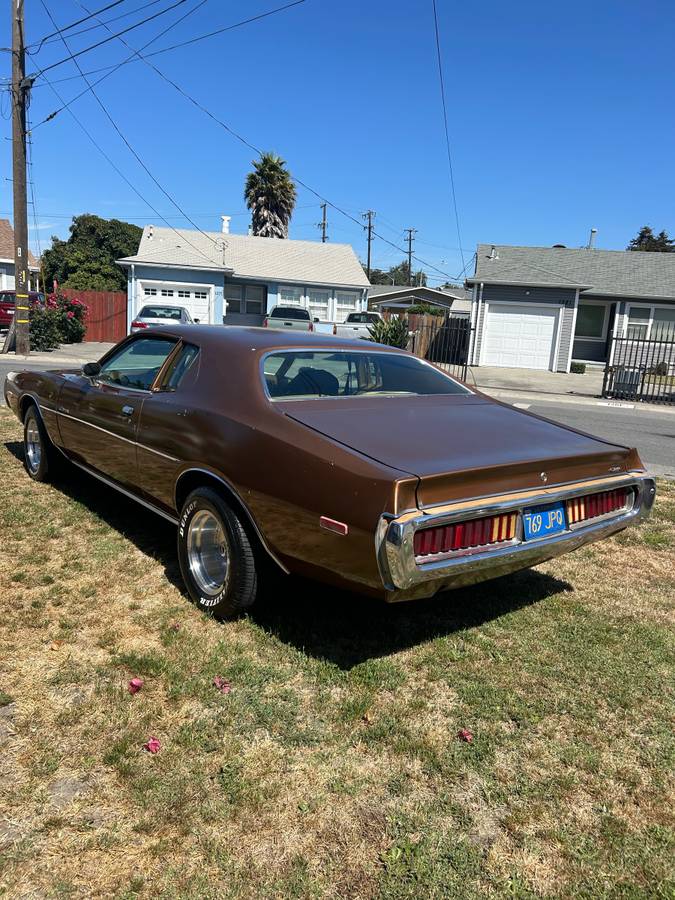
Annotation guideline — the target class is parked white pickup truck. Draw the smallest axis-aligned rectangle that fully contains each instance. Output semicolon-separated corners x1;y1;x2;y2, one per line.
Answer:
262;306;317;331
332;311;382;339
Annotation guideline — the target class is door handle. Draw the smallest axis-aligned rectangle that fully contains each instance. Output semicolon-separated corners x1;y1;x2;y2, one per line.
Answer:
121;405;134;417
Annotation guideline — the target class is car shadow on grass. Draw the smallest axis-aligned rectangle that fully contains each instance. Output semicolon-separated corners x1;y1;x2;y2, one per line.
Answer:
5;440;573;668
251;568;572;668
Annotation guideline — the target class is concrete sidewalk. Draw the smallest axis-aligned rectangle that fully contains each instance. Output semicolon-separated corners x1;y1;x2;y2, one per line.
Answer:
467;365;604;400
6;341;115;366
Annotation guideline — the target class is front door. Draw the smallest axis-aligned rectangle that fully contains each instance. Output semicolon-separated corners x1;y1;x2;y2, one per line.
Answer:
57;336;178;489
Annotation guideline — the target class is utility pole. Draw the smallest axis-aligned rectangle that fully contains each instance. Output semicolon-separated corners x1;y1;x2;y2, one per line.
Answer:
404;228;417;286
362;210;375;280
317;203;328;242
11;0;30;355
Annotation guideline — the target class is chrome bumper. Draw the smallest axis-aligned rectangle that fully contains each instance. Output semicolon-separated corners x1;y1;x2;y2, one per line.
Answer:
376;473;656;602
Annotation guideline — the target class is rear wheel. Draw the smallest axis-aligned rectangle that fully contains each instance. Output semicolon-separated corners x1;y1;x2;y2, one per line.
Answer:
23;406;60;482
177;487;258;618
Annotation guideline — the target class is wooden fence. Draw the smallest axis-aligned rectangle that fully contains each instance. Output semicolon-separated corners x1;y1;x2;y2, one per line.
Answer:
61;289;127;342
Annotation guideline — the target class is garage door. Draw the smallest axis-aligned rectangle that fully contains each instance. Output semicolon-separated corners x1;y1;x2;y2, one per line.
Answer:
141;285;211;324
482;303;559;370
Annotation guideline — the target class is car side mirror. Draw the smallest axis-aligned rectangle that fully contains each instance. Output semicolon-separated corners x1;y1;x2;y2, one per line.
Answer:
313;317;320;323
82;362;101;377
194;318;200;324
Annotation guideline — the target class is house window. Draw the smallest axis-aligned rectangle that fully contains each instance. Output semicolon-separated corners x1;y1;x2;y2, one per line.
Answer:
245;284;265;315
335;291;358;323
224;284;243;314
194;291;207;300
279;285;304;306
161;289;174;297
576;303;607;340
307;289;330;322
144;287;157;296
652;308;675;340
177;290;191;298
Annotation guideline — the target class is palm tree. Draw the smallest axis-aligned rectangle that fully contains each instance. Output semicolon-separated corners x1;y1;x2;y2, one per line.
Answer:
244;152;297;238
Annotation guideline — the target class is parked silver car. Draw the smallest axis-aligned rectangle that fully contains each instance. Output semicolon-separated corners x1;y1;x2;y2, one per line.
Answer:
262;306;317;331
130;305;195;332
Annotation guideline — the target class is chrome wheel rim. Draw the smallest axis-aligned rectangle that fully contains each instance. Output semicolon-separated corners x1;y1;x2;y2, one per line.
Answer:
187;509;230;597
25;418;42;474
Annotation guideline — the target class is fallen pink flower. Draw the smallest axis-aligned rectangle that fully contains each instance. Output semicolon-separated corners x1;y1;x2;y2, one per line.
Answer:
213;676;231;695
457;728;474;743
143;737;161;754
169;622;180;632
128;677;144;695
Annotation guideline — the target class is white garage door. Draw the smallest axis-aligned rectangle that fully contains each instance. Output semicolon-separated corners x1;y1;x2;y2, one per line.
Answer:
482;303;559;370
140;285;211;324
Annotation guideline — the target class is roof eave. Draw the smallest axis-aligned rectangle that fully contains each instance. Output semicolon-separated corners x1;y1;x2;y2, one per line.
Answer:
116;257;234;275
466;276;592;290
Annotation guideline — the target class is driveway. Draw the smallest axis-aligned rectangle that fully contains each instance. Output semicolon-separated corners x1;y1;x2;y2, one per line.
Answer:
469;365;605;399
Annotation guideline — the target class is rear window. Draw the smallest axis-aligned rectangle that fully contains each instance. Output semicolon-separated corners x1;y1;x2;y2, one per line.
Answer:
139;306;183;320
347;313;379;323
262;350;470;400
0;292;15;306
270;307;310;320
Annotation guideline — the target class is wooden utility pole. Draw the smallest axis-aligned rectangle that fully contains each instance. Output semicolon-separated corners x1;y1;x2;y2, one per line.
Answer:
362;210;375;280
404;228;417;286
317;203;328;242
11;0;30;354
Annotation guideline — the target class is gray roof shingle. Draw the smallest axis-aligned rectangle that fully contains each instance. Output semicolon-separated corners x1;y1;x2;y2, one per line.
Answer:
118;226;370;288
469;243;675;300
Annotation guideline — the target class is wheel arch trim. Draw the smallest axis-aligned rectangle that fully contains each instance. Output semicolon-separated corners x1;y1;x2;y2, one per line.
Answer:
174;467;289;575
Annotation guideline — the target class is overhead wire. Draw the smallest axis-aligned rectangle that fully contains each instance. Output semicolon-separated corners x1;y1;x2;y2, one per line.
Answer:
27;0;129;52
29;0;167;51
431;0;465;273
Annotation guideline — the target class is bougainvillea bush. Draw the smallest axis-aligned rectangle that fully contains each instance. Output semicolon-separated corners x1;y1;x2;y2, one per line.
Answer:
29;293;88;351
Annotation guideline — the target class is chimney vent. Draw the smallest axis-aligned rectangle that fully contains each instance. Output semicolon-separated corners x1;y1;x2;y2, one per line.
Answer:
587;227;597;250
489;245;499;260
221;215;231;235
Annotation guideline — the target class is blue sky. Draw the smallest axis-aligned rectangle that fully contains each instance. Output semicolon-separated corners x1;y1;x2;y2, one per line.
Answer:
1;0;673;283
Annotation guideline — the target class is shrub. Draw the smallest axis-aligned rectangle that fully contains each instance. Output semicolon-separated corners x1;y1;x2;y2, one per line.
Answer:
407;303;445;316
570;362;586;374
29;303;60;351
54;293;88;344
367;316;409;349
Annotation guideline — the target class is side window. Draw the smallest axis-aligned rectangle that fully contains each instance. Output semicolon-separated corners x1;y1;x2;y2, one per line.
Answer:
161;343;200;391
98;338;177;391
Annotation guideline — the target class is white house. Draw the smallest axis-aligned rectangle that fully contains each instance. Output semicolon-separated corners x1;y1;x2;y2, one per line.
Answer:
0;219;40;290
117;222;370;328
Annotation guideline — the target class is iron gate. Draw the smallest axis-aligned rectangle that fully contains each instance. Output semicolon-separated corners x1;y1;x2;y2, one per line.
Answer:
409;314;471;381
602;322;675;405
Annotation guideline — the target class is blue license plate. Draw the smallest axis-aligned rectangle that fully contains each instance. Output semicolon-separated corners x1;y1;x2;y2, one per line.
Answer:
522;501;567;541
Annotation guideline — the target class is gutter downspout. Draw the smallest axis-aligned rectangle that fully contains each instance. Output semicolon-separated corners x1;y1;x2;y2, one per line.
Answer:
468;282;483;366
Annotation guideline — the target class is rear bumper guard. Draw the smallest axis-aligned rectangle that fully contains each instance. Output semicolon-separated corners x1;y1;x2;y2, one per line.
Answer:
377;474;656;600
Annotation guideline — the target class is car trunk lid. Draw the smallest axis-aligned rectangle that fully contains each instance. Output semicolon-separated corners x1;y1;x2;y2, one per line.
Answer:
280;394;637;508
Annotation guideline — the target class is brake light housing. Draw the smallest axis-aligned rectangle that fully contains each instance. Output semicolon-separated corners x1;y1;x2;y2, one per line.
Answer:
130;320;148;329
567;488;630;525
414;512;518;561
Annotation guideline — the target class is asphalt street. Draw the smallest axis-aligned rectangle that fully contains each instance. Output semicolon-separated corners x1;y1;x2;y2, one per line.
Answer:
1;358;673;477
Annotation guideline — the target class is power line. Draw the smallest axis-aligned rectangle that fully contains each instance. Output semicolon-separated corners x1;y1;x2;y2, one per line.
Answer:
30;0;192;80
29;0;168;51
37;0;223;265
27;0;308;121
27;0;129;53
431;0;465;273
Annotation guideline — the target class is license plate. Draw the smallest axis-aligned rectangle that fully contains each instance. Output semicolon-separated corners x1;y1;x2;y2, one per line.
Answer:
522;501;567;541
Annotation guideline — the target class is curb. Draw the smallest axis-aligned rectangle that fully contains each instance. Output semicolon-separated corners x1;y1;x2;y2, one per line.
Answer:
480;387;675;415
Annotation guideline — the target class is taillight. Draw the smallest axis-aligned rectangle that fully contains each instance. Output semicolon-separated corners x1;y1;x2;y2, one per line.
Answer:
262;318;268;327
333;324;337;335
309;322;314;332
414;512;517;560
130;320;147;329
567;488;629;525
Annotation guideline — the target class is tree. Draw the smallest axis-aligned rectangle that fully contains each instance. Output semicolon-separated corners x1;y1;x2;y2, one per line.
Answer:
627;226;675;252
244;152;296;238
362;260;427;286
41;214;142;291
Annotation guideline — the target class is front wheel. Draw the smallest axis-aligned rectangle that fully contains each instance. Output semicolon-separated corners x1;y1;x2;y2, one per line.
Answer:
23;405;59;482
177;487;258;618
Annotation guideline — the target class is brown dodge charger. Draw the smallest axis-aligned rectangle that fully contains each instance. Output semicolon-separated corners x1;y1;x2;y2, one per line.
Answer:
4;326;655;617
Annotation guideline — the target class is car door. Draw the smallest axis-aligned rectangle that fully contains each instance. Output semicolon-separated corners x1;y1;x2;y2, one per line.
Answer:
57;335;179;490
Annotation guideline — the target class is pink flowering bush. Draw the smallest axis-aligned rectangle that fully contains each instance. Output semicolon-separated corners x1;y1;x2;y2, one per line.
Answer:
29;292;88;350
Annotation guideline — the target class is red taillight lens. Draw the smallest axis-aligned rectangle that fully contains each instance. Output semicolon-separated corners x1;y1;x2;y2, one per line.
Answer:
309;322;314;332
131;320;147;329
262;318;268;327
566;488;629;525
333;324;337;335
414;512;517;559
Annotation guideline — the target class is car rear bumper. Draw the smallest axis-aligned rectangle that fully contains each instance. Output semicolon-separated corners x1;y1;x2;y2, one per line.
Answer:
376;473;656;602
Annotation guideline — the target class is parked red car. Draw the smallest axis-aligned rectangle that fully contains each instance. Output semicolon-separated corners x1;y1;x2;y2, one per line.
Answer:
0;290;44;330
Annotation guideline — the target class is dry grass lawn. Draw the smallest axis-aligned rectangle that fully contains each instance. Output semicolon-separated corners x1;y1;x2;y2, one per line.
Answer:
0;407;673;898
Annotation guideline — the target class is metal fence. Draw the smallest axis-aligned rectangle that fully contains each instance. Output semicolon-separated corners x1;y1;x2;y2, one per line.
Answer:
602;321;675;405
409;314;472;381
